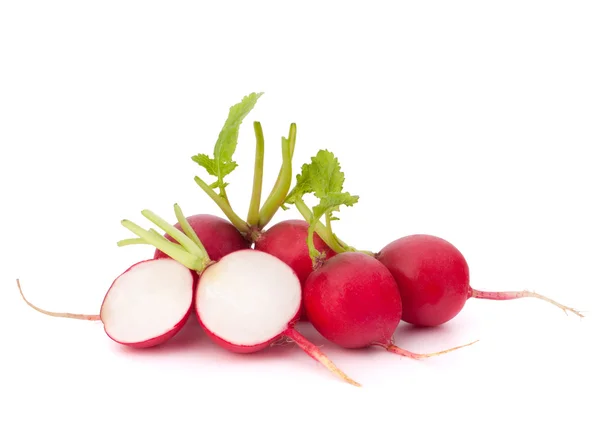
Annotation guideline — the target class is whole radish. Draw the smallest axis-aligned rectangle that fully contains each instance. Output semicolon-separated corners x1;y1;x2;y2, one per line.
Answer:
284;149;584;328
377;234;584;327
153;213;250;262
304;252;477;357
254;219;336;319
17;257;195;348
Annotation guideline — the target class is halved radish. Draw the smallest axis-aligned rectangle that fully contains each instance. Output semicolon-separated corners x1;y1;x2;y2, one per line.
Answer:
100;258;194;348
119;204;360;386
194;249;302;353
17;257;195;349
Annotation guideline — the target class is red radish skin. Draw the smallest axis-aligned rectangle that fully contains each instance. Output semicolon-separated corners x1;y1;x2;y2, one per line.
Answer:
377;234;584;327
17;258;195;349
254;219;336;319
304;252;477;357
154;214;250;262
193;249;360;385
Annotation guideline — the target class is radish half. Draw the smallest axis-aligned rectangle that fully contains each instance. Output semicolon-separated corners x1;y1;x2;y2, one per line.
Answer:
16;257;195;349
195;249;302;353
120;204;361;386
100;258;194;347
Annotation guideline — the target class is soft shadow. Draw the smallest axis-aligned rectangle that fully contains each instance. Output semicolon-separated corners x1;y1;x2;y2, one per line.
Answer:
113;314;208;357
395;321;453;337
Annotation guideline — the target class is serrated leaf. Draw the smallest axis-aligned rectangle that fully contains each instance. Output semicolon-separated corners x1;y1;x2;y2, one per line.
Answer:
191;154;217;177
309;150;345;198
212;92;263;179
192;92;263;190
312;192;359;221
285;162;313;204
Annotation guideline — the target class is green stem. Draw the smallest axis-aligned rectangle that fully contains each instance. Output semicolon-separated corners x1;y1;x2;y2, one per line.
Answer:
174;203;209;264
116;238;149;246
246;122;265;227
257;123;296;229
120;220;202;270
141;209;204;257
294;199;347;254
194;175;251;235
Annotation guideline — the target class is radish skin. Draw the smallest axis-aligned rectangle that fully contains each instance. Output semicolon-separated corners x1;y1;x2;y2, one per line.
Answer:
377;234;584;327
254;219;336;319
304;252;477;357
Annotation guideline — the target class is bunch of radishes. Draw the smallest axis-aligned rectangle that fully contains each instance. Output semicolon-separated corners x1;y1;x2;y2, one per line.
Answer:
17;92;583;387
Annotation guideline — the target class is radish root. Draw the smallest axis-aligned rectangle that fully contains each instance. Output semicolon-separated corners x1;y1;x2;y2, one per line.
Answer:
469;288;584;318
284;328;361;387
381;339;479;359
16;279;100;321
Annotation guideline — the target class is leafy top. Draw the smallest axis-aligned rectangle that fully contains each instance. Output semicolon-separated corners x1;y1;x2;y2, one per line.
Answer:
192;92;263;196
284;149;359;261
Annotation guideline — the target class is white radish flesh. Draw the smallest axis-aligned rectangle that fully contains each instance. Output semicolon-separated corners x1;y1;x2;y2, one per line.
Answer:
196;249;301;347
101;258;194;346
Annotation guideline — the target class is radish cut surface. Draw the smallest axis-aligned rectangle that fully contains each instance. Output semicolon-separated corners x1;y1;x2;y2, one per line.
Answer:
195;250;301;346
101;258;194;345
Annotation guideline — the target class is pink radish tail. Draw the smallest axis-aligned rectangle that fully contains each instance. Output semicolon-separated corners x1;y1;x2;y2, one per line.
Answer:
283;327;361;387
469;287;584;318
16;279;101;321
379;339;479;359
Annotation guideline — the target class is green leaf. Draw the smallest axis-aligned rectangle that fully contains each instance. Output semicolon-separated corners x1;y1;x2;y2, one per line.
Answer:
192;92;263;195
312;192;359;221
284;161;313;204
284;149;346;204
309;150;345;198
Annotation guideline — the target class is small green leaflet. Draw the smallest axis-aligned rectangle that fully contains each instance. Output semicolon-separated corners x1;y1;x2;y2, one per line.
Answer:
285;149;347;204
192;92;263;196
312;192;359;221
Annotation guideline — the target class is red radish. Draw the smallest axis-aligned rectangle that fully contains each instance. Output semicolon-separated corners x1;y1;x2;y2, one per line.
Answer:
120;204;361;386
304;252;477;357
153;213;250;262
377;234;585;327
16;258;195;348
254;219;336;319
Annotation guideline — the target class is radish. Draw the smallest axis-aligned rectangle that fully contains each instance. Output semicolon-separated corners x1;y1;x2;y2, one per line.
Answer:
303;251;477;357
254;219;336;319
283;149;477;356
17;257;195;348
285;149;583;328
119;203;360;386
377;234;585;327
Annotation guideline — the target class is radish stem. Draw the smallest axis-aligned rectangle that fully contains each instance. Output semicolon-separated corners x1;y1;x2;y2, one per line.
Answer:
121;219;201;270
141;209;204;257
257;123;296;229
122;204;214;273
16;279;100;321
194;175;250;235
247;122;265;227
284;327;361;387
295;199;346;254
117;238;149;246
173;203;209;265
469;288;584;317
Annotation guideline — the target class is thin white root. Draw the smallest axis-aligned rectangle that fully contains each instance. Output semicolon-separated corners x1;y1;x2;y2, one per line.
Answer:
16;279;101;321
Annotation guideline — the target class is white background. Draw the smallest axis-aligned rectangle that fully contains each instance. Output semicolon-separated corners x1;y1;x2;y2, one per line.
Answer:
1;1;598;420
